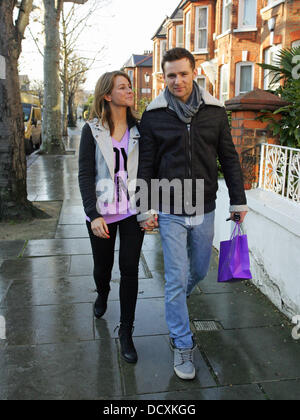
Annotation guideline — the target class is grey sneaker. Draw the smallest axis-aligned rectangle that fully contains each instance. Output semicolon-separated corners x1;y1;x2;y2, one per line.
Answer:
170;338;196;380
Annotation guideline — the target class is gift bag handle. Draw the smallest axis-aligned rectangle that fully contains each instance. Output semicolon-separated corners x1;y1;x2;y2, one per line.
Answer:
219;222;241;279
230;222;242;240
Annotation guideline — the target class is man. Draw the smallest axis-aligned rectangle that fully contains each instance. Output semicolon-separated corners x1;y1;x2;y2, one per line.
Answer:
137;48;248;380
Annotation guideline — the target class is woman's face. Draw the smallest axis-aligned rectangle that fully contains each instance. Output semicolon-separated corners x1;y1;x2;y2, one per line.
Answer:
106;75;134;108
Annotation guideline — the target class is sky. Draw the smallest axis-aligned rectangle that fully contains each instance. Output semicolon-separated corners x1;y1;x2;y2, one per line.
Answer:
19;0;179;91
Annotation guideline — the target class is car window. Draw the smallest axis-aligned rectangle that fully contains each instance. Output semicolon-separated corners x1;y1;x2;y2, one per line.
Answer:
22;104;31;122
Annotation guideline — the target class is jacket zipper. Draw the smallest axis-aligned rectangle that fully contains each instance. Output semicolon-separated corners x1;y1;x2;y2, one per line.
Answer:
187;123;192;178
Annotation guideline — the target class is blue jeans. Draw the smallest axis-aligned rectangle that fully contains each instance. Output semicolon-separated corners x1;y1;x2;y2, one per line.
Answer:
159;211;215;349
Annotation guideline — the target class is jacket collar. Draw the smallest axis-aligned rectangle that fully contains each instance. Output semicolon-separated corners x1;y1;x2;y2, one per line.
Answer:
87;119;140;180
146;87;223;112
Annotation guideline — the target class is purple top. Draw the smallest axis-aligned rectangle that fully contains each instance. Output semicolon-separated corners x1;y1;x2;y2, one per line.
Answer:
86;128;136;225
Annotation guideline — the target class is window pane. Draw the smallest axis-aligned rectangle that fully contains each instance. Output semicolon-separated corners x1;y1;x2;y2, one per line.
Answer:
243;0;256;27
199;8;207;28
223;0;231;32
168;28;172;50
240;65;252;92
198;29;207;49
185;12;191;50
177;25;183;47
197;77;206;89
220;65;229;102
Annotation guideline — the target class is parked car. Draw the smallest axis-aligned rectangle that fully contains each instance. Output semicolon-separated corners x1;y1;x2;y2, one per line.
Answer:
21;92;42;154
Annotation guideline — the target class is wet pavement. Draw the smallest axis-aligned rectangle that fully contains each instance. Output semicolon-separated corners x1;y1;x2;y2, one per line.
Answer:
0;124;300;400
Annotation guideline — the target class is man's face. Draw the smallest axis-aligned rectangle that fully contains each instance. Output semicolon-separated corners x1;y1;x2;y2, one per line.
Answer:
163;58;197;103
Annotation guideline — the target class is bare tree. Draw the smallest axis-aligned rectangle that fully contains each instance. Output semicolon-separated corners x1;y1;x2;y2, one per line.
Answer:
0;0;44;220
60;0;106;135
41;0;88;154
66;55;88;127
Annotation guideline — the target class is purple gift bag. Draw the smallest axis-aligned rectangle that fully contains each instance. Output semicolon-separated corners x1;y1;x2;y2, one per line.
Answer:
218;222;252;282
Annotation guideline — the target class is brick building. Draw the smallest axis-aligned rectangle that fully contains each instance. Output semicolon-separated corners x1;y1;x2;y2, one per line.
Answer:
152;0;300;101
122;53;153;111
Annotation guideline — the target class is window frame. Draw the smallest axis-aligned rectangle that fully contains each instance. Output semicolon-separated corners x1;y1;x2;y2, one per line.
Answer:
194;6;209;53
238;0;257;30
235;61;254;96
168;28;173;50
263;44;282;90
222;0;232;34
196;76;206;90
176;25;184;48
159;39;167;73
220;64;229;103
185;10;191;51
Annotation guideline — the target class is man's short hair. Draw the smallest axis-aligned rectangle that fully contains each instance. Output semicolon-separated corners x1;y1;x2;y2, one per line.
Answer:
161;48;196;73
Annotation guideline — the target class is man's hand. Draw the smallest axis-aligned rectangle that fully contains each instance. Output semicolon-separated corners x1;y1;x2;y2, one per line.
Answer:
230;211;247;224
91;217;110;239
139;214;158;231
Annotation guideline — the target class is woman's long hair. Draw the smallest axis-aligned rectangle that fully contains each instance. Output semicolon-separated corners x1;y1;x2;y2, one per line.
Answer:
90;71;137;135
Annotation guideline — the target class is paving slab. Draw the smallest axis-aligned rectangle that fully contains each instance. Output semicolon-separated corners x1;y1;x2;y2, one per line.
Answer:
0;302;94;345
94;297;169;339
188;289;285;329
0;256;71;281
116;383;266;400
0;241;25;259
22;238;92;257
0;275;97;307
261;379;300;400
119;335;216;396
55;224;89;239
0;274;164;308
0;340;122;400
196;326;300;386
69;252;151;279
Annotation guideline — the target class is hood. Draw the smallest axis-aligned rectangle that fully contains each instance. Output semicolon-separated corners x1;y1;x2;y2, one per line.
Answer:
146;87;223;112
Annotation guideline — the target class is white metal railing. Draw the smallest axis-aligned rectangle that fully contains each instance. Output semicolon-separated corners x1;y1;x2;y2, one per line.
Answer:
259;143;300;203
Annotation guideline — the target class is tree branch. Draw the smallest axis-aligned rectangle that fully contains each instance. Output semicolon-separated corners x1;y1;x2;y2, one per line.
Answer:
16;0;33;40
27;26;44;57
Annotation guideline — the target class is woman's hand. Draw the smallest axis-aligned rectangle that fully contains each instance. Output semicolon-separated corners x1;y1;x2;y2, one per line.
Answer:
139;214;158;231
91;217;110;239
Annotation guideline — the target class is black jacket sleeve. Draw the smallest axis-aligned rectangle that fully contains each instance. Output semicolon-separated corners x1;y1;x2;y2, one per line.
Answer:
217;109;247;206
78;123;102;221
137;112;158;212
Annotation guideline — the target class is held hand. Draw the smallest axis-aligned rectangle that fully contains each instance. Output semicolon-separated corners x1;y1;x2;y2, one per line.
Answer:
229;211;247;224
91;217;110;239
139;214;159;231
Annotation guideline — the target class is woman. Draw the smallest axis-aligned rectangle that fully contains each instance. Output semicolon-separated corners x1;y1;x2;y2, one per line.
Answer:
78;71;144;363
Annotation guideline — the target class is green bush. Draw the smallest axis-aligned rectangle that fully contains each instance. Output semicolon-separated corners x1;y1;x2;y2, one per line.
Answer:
257;47;300;148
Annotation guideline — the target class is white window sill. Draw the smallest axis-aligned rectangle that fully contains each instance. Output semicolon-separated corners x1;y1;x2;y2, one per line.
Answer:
216;30;231;40
191;50;209;55
233;27;258;33
260;0;285;14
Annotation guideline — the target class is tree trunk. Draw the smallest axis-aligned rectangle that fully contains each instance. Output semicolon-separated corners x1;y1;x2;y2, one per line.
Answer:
62;60;69;136
41;0;65;154
0;0;45;220
67;92;77;127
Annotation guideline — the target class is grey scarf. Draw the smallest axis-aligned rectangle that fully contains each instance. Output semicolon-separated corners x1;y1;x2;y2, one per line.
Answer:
164;81;203;124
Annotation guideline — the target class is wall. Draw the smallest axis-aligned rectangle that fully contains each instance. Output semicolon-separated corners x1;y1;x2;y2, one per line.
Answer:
214;179;300;319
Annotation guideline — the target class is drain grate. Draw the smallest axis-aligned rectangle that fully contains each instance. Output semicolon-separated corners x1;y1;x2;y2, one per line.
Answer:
193;320;222;332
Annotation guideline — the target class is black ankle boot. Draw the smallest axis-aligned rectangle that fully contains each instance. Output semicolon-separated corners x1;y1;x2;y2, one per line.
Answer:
118;324;138;364
94;290;109;319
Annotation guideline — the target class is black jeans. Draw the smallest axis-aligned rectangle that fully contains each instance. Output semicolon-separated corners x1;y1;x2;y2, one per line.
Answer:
86;215;144;325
